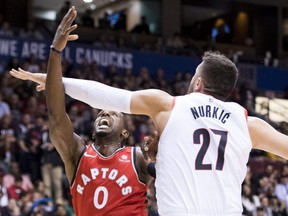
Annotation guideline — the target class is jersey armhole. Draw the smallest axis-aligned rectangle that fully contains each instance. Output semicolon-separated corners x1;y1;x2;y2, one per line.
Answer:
244;108;248;121
132;147;146;185
71;146;86;187
172;97;176;109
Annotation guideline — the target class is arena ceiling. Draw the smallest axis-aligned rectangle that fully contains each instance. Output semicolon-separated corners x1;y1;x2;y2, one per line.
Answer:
32;0;128;20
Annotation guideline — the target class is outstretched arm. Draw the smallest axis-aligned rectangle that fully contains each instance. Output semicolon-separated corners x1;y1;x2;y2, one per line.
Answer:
10;69;174;132
248;116;288;159
46;6;84;184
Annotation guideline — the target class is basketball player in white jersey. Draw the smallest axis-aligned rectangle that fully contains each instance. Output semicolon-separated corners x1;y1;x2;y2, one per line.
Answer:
10;6;288;216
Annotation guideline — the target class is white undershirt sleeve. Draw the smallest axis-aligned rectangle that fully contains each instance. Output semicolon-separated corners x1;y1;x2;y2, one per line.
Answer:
62;78;132;114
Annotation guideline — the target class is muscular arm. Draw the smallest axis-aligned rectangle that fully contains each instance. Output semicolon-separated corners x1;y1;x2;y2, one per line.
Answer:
11;70;174;133
135;147;153;183
248;116;288;159
46;8;84;184
47;52;84;184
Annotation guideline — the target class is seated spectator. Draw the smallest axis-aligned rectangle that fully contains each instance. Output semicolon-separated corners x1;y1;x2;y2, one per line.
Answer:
19;20;44;41
29;191;54;215
2;161;34;192
0;21;14;37
7;175;25;200
166;32;185;54
0;93;10;119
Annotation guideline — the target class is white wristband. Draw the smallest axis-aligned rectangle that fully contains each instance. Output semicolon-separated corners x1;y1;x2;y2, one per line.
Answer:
62;78;132;114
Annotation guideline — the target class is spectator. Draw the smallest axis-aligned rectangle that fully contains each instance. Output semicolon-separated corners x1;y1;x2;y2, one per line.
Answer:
256;206;265;216
113;12;126;31
80;9;94;27
56;1;71;25
0;21;14;37
0;114;21;170
260;196;273;216
166;32;185;54
7;175;25;200
0;93;10;119
8;93;23;123
98;12;111;30
2;161;34;192
41;125;64;201
19;20;44;40
242;184;261;216
131;15;150;34
270;196;287;216
0;180;9;215
24;115;45;182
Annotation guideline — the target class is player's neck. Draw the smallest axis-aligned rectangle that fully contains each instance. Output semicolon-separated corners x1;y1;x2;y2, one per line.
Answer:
94;142;122;156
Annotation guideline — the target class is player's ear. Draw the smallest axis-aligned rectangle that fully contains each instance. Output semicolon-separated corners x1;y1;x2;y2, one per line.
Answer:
92;133;96;141
121;129;129;139
195;77;204;92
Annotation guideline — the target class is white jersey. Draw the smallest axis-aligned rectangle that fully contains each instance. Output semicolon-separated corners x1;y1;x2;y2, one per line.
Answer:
156;93;252;216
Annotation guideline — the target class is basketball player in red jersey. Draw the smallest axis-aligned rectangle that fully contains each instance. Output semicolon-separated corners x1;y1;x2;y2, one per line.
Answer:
16;7;156;216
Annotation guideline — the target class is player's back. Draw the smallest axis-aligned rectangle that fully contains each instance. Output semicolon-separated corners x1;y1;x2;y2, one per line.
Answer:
156;92;252;216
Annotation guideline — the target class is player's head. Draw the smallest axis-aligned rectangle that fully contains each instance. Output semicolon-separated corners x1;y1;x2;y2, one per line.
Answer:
93;110;129;146
188;51;238;101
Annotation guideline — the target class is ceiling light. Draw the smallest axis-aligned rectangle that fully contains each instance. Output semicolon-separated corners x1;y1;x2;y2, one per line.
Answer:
90;4;96;10
83;0;93;3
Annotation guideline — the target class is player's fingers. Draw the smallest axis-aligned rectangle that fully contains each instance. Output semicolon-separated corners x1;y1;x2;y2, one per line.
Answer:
10;69;22;79
36;84;45;92
141;142;149;161
61;8;77;32
67;34;79;41
18;67;27;72
153;130;159;139
143;136;150;151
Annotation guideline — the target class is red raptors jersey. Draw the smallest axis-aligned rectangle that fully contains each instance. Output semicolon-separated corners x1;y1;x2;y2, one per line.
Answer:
70;145;148;216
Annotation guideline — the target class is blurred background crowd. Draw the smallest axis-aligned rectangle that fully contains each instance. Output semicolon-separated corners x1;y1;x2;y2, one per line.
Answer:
0;0;288;215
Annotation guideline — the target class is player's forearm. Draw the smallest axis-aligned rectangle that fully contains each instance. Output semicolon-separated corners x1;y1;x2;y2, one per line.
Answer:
46;51;66;117
63;78;132;113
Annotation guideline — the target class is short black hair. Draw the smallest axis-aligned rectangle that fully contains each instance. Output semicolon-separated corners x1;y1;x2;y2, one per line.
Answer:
200;51;238;101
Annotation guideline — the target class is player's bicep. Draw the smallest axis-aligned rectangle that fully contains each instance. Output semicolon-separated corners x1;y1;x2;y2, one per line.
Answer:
249;116;288;159
131;89;173;117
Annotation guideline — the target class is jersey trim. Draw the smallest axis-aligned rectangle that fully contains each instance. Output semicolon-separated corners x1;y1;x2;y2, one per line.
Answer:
172;97;176;108
244;108;248;121
91;144;125;159
132;147;146;186
70;146;86;187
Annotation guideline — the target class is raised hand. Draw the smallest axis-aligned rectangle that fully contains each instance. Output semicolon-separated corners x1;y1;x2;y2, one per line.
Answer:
10;68;34;81
52;6;79;52
141;130;159;162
